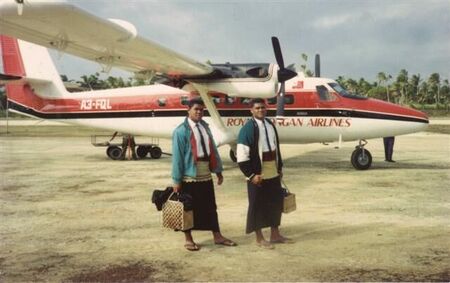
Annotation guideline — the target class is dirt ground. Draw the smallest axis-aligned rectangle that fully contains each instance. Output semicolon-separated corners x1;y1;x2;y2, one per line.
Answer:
0;124;449;282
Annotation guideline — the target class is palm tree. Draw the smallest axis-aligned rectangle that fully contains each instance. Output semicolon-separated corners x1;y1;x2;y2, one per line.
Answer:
396;69;409;105
428;73;441;107
377;72;392;102
299;53;313;77
336;76;346;86
358;78;372;96
409;74;421;103
345;78;358;93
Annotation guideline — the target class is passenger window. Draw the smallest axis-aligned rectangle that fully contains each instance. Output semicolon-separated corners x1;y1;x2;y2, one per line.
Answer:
212;96;221;105
267;97;277;105
240;98;251;105
225;96;235;105
158;98;167;107
180;95;189;105
266;94;294;105
285;94;294;104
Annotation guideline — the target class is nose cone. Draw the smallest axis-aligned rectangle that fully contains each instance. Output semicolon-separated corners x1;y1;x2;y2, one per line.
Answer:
375;99;429;123
367;99;429;134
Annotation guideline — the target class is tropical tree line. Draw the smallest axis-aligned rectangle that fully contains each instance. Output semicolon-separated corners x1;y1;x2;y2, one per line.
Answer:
298;54;449;109
1;70;449;115
336;71;449;108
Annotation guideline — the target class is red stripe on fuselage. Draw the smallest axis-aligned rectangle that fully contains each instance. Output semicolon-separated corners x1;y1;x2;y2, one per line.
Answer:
6;85;427;122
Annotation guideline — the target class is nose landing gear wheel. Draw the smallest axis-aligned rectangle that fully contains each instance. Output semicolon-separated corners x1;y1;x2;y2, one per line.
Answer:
351;148;372;170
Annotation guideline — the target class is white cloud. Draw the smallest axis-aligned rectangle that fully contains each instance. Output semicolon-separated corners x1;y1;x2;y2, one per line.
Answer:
312;14;354;29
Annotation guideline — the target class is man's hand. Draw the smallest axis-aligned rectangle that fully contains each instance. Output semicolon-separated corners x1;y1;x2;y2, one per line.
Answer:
251;174;263;186
216;173;224;186
173;184;182;193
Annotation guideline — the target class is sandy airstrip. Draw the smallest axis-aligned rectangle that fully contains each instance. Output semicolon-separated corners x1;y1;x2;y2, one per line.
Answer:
0;122;449;282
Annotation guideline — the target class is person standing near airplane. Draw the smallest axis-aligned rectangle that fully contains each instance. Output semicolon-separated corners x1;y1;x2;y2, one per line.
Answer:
383;136;396;162
120;134;137;160
172;98;237;251
236;98;293;249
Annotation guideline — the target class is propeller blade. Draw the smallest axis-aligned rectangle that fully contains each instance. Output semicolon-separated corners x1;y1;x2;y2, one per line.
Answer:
276;82;286;117
278;68;297;83
271;37;284;69
271;36;298;117
315;54;320;77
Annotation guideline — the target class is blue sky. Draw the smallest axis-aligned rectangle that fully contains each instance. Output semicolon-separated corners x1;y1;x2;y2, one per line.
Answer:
5;0;450;82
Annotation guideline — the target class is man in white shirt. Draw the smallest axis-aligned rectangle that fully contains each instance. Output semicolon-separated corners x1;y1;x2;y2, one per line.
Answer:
236;98;293;249
172;98;236;251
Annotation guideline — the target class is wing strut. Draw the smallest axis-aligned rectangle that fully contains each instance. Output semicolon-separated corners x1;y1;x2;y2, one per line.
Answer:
190;83;235;146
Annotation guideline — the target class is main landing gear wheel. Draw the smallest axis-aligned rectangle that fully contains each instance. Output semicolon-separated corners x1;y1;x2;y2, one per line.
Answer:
136;145;150;159
351;140;372;170
150;146;162;159
106;146;122;160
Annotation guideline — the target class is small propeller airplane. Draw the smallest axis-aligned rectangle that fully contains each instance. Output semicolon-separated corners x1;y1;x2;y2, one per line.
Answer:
0;0;428;169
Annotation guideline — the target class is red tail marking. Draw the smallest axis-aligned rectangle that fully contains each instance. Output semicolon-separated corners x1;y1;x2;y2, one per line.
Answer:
1;35;29;103
0;35;25;76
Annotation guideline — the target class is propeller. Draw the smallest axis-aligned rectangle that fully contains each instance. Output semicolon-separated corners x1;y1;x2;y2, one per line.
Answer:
315;54;321;77
16;0;24;16
271;36;297;117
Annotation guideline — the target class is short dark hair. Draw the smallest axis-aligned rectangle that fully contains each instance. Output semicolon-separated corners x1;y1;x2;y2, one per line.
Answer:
188;97;205;109
249;98;266;108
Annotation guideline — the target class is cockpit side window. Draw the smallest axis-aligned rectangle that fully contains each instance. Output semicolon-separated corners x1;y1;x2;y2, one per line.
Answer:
316;85;335;101
328;82;367;100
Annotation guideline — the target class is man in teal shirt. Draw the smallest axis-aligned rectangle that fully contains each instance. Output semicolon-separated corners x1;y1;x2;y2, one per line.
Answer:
172;98;236;251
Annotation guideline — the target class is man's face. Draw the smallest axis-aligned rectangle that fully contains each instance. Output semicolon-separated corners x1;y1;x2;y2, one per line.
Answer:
250;102;267;120
188;103;205;122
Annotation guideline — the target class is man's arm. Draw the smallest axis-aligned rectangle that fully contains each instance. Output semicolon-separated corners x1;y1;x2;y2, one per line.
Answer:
171;128;185;191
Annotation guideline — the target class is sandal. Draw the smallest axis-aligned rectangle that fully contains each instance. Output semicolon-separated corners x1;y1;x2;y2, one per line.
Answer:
184;242;200;251
215;239;237;246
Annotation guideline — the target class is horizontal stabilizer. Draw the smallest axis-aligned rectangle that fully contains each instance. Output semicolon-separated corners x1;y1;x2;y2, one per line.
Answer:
0;73;52;85
0;73;22;84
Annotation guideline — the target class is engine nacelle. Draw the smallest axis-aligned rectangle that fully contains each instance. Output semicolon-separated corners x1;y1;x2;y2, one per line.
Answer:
190;64;280;98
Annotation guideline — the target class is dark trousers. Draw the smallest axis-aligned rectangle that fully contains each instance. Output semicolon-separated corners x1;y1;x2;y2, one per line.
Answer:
383;136;395;161
246;176;283;234
182;180;220;232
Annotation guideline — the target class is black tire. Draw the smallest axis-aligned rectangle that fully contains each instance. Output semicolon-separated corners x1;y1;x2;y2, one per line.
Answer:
150;147;162;159
136;145;149;159
229;149;237;163
351;148;372;170
106;146;122;160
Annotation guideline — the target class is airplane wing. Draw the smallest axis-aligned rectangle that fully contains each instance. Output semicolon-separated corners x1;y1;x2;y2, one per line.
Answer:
0;1;213;77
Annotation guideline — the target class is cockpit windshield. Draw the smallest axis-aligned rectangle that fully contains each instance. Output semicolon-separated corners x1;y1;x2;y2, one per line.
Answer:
328;82;368;100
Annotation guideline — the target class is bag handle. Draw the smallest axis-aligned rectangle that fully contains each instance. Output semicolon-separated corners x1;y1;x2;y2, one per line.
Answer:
167;191;180;201
281;180;290;194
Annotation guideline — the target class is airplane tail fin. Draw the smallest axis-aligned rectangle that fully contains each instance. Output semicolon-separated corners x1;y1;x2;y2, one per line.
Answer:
1;35;68;115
